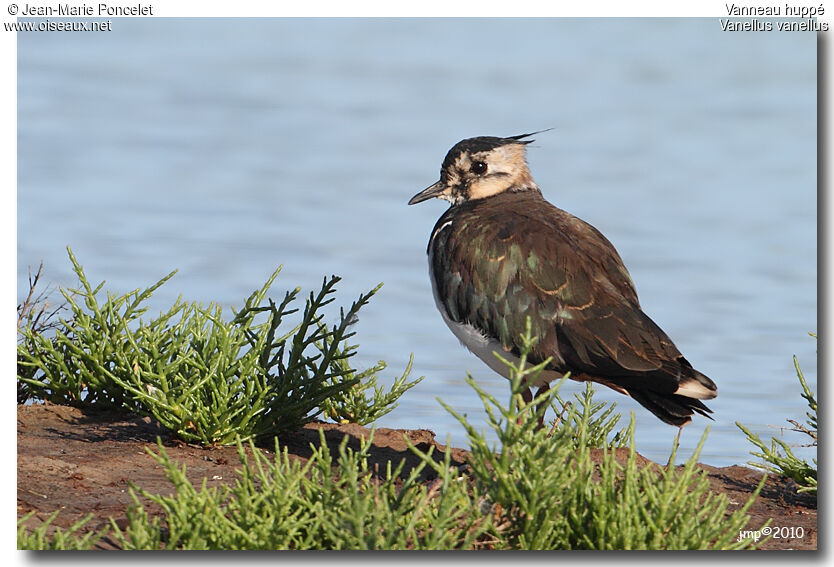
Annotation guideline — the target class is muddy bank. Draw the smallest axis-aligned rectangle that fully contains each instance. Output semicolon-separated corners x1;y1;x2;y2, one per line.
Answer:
17;403;817;550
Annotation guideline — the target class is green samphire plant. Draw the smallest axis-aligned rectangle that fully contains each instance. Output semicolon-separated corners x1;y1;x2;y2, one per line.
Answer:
737;333;817;494
18;281;766;550
424;319;764;550
25;321;763;550
17;248;420;444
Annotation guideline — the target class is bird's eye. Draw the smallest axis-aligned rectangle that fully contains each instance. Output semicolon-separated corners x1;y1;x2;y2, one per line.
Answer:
471;161;488;175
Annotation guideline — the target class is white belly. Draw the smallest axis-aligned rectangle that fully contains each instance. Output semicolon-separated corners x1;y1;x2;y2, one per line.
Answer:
429;272;561;389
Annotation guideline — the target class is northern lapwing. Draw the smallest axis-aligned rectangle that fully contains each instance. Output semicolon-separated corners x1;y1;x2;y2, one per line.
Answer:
408;133;716;426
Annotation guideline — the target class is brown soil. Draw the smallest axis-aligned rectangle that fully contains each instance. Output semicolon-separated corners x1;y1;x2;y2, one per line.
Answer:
17;403;817;550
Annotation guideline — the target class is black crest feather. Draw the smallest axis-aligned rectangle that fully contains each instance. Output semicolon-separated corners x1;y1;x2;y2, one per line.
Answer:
441;129;552;170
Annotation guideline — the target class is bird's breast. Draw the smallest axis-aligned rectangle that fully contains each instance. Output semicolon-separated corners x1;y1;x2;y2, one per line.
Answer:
427;236;561;388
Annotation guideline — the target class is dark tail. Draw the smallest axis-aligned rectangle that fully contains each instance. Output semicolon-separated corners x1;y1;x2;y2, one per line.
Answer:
625;388;714;427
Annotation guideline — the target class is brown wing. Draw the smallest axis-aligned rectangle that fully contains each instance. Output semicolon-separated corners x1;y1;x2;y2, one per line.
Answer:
430;190;715;424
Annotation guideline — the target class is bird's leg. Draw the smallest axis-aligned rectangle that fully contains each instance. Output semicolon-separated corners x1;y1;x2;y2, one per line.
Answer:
518;385;550;429
534;383;550;429
674;424;683;447
664;425;685;471
518;388;533;425
547;399;571;438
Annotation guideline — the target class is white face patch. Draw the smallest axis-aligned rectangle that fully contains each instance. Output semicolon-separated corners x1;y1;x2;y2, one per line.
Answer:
458;144;537;201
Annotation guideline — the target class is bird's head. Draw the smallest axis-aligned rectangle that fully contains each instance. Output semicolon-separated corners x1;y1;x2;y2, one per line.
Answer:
408;132;543;206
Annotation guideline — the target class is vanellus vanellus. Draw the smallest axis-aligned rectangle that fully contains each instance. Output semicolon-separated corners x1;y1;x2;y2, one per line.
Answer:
408;133;716;426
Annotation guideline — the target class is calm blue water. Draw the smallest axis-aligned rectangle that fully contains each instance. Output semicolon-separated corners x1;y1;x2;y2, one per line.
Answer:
18;19;816;467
